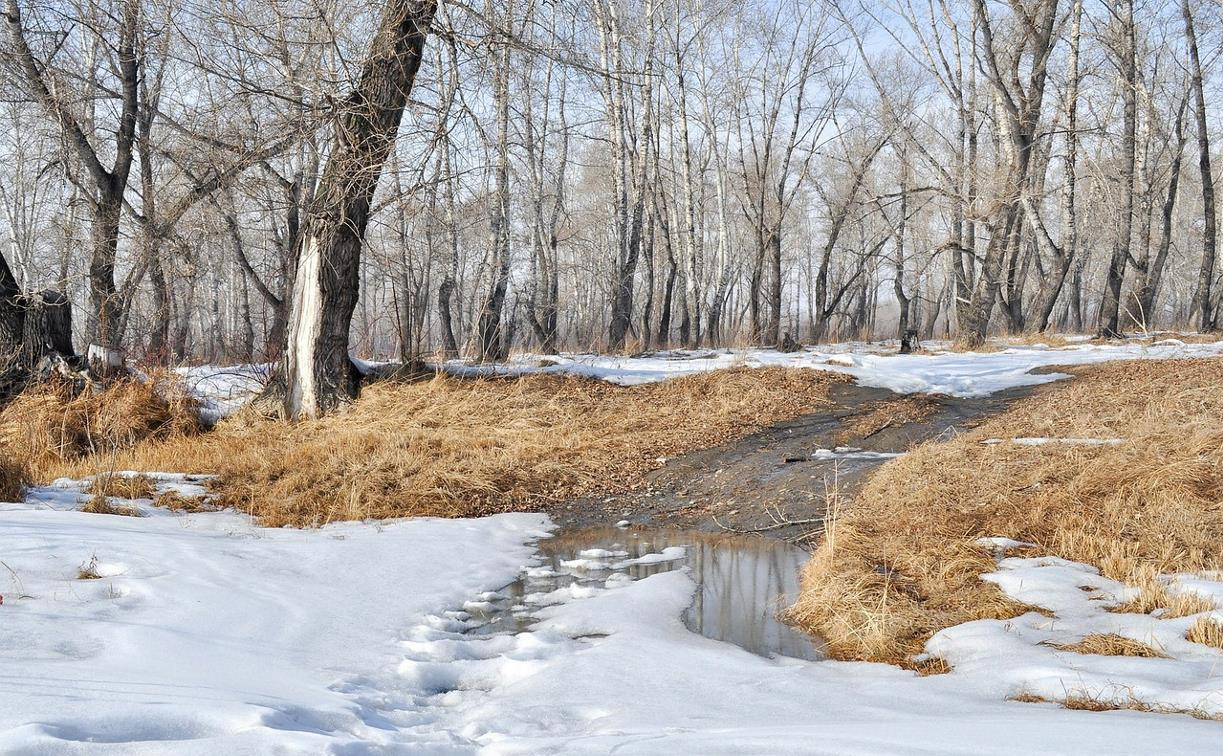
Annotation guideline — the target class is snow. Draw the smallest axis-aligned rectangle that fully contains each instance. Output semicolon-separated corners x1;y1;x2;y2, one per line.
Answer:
4;478;1223;752
927;556;1223;720
380;550;1223;754
444;338;1223;397
175;364;270;423
811;446;906;460
0;477;549;753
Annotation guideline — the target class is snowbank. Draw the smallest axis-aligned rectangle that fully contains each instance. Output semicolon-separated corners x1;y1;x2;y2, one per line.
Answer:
444;338;1223;397
389;549;1223;754
0;478;548;753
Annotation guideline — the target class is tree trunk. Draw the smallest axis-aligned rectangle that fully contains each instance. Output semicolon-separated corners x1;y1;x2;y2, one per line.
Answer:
0;250;24;370
1097;0;1138;338
284;0;436;418
1184;0;1217;331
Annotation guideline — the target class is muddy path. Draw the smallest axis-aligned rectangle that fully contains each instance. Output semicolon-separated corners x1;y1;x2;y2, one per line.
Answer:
548;381;1034;542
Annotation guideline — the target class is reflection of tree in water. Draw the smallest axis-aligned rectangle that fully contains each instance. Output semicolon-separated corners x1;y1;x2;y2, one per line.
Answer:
473;528;822;661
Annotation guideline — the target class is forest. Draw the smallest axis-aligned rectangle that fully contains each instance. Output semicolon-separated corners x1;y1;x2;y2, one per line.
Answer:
4;2;1223;751
0;0;1218;390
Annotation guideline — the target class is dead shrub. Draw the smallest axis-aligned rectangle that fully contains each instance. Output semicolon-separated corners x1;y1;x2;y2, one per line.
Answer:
80;492;142;517
88;473;155;500
0;376;200;479
77;557;102;580
1050;633;1166;658
1185;617;1223;649
789;358;1223;664
154;490;216;513
0;452;26;502
44;368;841;527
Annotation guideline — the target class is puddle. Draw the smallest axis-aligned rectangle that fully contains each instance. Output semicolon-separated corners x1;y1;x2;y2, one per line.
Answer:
466;527;824;661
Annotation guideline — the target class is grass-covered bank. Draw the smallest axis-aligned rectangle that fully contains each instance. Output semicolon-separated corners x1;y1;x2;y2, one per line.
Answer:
0;367;841;526
787;358;1223;664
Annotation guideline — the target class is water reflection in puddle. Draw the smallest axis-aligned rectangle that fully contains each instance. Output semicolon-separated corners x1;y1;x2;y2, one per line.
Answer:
467;527;825;661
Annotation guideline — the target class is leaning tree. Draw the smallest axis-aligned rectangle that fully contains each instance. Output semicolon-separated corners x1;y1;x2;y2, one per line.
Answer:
283;0;438;419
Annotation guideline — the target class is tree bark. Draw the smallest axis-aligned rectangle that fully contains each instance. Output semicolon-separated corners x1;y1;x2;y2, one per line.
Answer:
1183;0;1217;331
1097;0;1138;338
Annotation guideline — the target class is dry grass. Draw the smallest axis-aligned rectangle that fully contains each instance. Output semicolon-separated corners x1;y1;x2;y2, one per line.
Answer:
1185;617;1223;649
42;367;841;527
77;557;102;580
80;493;142;517
154;490;217;513
1049;633;1166;658
910;656;953;676
0;376;201;480
837;395;942;443
944;333;1081;353
1012;688;1221;720
0;453;25;502
1110;567;1220;617
88;473;155;500
789;358;1223;663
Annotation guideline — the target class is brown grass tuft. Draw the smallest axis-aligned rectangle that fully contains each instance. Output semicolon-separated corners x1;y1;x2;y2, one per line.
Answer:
908;656;953;676
80;492;142;517
0;376;201;480
154;490;216;513
1110;569;1220;617
1013;687;1222;721
88;473;155;500
1185;617;1223;649
1009;692;1051;704
1050;633;1166;658
789;358;1223;663
0;452;26;502
42;368;841;527
837;395;942;443
77;556;102;580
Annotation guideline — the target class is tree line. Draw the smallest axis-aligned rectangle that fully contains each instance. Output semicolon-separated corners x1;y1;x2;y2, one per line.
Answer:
0;0;1219;414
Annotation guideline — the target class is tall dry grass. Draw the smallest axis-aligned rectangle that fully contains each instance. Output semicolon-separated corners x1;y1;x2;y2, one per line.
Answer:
43;367;841;526
0;453;25;502
0;376;201;480
788;358;1223;663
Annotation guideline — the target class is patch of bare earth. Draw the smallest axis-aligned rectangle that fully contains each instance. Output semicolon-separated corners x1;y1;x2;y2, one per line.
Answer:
786;358;1223;664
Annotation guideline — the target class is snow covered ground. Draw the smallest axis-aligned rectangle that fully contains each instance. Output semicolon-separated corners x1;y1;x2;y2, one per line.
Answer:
5;341;1223;752
0;477;548;753
173;363;271;423
446;337;1223;397
3;479;1222;753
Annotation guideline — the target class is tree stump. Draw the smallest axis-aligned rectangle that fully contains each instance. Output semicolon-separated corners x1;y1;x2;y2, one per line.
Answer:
899;329;920;354
19;290;74;368
778;332;803;353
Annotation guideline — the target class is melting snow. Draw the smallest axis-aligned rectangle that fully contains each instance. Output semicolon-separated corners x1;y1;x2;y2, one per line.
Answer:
445;338;1223;397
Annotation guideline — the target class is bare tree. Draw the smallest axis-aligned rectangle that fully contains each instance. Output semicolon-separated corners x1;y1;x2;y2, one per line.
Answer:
284;0;437;418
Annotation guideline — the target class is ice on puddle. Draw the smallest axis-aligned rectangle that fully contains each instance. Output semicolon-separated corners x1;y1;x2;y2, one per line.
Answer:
576;548;629;559
811;447;905;461
612;546;686;568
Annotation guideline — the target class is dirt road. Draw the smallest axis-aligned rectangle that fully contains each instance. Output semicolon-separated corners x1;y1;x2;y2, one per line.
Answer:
548;381;1032;541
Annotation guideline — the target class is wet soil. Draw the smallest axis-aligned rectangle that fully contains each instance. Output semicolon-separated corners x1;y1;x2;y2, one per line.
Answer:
547;381;1034;542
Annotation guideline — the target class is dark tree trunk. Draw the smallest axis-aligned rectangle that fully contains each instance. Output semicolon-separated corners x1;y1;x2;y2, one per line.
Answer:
1184;0;1217;330
1097;0;1138;338
1131;96;1188;330
284;0;437;418
0;251;22;369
